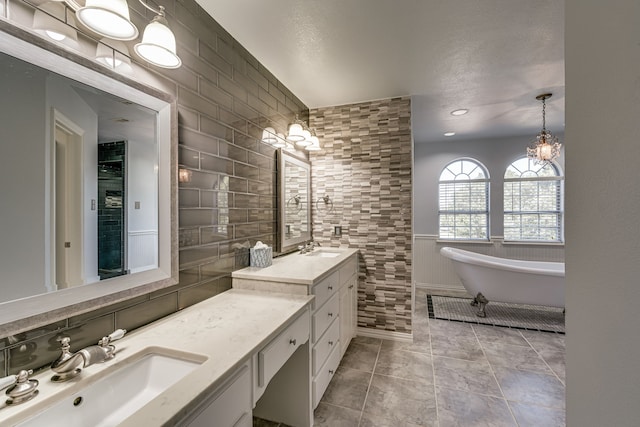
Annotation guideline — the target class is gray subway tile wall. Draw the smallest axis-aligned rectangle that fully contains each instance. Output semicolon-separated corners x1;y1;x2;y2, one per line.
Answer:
309;97;413;334
0;0;307;377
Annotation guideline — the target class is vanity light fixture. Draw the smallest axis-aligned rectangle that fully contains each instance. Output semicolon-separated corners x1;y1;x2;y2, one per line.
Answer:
134;4;182;69
273;133;287;148
287;116;306;142
450;109;469;116
305;130;321;151
297;128;312;147
33;2;78;45
261;127;278;144
34;0;182;69
76;0;138;41
527;93;562;165
95;39;132;72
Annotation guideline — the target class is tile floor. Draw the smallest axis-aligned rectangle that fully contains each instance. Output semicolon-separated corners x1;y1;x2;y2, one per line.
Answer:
256;288;566;426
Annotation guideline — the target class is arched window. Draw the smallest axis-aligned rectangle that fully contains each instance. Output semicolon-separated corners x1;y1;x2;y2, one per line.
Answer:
438;159;489;240
504;157;564;242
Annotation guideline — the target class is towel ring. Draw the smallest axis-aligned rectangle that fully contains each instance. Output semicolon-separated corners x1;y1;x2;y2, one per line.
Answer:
316;195;334;213
286;194;303;211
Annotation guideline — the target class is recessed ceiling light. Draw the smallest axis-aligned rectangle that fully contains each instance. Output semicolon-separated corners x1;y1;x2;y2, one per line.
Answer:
450;109;469;116
444;132;456;137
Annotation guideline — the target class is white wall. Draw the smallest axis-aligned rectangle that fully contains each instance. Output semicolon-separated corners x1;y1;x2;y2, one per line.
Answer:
0;57;48;301
127;138;158;272
414;134;565;236
565;1;640;425
46;75;99;284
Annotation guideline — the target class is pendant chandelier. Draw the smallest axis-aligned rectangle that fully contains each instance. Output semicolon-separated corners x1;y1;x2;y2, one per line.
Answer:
527;93;562;165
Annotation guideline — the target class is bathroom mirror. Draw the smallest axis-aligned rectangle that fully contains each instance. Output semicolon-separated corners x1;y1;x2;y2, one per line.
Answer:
278;149;311;253
0;27;177;336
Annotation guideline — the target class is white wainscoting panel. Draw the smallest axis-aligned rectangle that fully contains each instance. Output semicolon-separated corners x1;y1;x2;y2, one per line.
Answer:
413;235;565;295
128;230;158;273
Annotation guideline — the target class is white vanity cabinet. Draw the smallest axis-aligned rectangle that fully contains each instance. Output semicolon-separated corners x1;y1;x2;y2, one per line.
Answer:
232;249;359;409
179;308;312;427
182;362;252;427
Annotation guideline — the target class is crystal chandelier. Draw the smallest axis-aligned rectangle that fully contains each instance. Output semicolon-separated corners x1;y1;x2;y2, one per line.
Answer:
527;93;562;165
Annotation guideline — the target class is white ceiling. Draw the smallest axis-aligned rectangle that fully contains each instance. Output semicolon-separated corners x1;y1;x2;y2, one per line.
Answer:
195;0;565;144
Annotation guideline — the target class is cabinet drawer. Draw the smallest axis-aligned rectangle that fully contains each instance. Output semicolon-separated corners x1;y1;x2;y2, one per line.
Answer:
312;344;341;409
312;292;339;342
312;318;339;376
339;256;357;286
312;271;339;309
258;310;310;388
185;363;251;427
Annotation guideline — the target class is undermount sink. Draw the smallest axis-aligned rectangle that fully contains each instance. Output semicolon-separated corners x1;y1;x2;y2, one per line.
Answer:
306;249;342;258
16;349;205;427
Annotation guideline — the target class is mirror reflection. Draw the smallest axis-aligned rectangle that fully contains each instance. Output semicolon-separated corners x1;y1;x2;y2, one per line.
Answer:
0;50;159;304
279;150;311;252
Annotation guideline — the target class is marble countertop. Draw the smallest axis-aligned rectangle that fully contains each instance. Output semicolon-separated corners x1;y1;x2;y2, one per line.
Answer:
232;247;359;285
0;289;314;426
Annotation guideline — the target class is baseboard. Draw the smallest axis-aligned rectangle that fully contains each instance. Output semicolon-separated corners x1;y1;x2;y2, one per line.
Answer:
356;327;413;342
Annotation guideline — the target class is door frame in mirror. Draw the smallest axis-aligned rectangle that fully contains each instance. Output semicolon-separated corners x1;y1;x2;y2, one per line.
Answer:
0;24;178;337
278;149;312;253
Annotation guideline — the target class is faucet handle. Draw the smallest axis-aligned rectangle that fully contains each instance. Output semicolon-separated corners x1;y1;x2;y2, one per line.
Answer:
4;370;39;405
0;373;16;390
98;329;126;347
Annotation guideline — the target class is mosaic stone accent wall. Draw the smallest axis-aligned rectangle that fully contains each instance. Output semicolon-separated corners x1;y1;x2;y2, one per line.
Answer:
309;97;413;334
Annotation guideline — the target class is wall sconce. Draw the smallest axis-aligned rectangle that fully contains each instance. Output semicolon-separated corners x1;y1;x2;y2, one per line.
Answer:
178;168;192;183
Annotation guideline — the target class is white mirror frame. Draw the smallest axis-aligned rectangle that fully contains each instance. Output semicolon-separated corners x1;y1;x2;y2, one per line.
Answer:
278;149;311;253
0;24;178;338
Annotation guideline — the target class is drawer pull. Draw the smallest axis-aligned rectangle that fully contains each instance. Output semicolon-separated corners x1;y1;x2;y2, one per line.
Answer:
328;312;333;317
328;341;334;346
328;286;333;290
348;285;354;289
289;338;297;346
329;369;335;375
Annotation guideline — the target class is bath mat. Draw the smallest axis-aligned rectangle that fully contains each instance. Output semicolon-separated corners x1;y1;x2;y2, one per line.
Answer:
427;295;565;334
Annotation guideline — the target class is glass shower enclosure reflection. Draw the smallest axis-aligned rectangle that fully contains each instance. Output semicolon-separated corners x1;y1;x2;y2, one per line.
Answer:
98;141;127;279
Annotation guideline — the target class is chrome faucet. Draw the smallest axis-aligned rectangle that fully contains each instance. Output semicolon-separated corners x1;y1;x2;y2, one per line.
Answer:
0;370;39;405
298;240;320;254
51;329;126;382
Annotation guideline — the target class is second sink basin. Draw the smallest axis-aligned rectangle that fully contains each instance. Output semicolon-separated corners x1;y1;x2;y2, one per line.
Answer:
306;249;342;258
16;348;205;427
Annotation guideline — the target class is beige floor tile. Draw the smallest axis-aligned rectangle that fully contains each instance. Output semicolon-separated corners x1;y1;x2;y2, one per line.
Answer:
363;374;437;426
321;366;371;411
313;402;361;427
509;401;566;427
436;386;517;427
433;356;502;397
339;337;380;372
375;347;434;383
430;334;486;361
493;366;566;409
482;341;552;373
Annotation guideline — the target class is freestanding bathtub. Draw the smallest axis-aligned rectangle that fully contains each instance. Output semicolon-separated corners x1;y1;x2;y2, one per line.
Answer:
439;247;565;317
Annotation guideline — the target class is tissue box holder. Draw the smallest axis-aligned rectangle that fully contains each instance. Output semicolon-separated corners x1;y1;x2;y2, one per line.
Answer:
250;247;272;268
